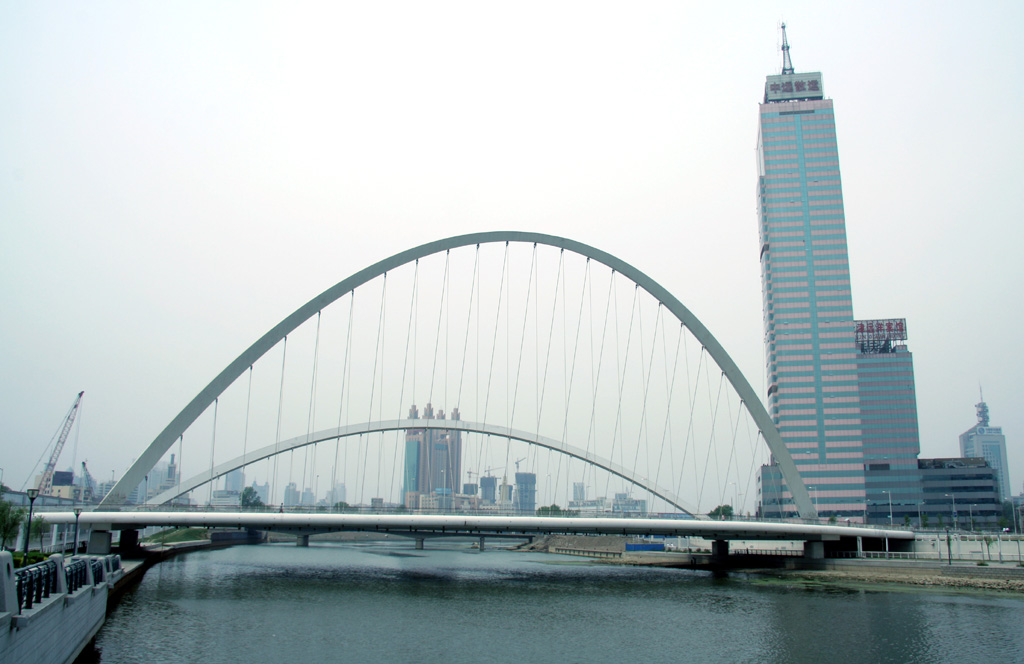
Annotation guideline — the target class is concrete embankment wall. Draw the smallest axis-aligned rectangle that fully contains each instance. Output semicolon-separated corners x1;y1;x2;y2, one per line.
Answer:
0;551;123;664
815;558;1024;579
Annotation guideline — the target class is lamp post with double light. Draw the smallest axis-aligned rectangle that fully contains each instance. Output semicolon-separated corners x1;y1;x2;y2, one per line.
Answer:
945;493;958;530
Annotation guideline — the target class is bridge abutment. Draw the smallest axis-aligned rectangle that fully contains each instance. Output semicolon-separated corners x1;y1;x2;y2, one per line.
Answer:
296;535;309;547
711;540;729;559
803;541;825;560
415;538;424;550
478;537;486;551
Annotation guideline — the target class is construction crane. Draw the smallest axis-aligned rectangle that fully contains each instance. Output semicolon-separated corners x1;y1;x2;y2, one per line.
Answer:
36;391;85;496
468;466;504;481
514;457;526;473
80;461;96;503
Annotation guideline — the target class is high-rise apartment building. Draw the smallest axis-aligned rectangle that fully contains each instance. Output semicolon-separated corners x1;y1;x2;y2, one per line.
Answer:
479;475;497;504
514;472;537;513
756;26;865;517
960;399;1011;501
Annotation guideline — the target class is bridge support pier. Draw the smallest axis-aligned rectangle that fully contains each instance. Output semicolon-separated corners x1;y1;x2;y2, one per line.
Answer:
87;530;112;555
803;541;824;560
119;529;140;552
415;538;424;550
296;535;309;547
478;537;486;552
711;540;729;559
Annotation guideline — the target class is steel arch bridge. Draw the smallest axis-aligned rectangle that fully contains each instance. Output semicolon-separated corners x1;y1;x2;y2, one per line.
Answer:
99;231;816;518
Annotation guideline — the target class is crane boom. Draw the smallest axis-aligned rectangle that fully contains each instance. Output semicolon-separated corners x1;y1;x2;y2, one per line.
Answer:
37;391;85;496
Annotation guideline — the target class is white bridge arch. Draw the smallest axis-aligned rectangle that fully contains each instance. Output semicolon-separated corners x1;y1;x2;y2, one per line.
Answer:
149;419;697;514
101;231;816;518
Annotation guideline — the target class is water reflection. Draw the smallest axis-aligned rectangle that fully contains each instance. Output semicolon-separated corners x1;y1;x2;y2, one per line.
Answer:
89;542;1024;664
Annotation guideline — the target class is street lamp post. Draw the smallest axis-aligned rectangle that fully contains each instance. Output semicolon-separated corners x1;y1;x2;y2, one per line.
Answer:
72;507;82;556
23;488;39;563
945;493;958;530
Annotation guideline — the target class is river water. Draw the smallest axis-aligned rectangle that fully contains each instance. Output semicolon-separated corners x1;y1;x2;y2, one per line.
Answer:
89;541;1023;663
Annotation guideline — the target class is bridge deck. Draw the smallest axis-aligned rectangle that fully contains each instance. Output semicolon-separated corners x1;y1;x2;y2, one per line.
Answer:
40;512;914;542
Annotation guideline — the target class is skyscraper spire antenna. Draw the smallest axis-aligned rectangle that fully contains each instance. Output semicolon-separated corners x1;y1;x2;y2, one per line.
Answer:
780;22;794;75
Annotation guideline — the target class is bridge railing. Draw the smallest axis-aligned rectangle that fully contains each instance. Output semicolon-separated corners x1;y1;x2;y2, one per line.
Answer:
15;559;60;613
3;552;124;616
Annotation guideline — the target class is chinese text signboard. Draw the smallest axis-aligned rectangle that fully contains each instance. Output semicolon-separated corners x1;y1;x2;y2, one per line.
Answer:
764;72;825;103
855;318;908;345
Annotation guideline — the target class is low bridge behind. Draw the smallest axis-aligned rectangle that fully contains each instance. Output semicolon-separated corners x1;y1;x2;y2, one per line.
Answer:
41;511;914;559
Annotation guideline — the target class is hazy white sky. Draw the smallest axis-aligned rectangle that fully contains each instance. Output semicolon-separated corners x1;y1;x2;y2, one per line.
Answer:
2;2;1022;498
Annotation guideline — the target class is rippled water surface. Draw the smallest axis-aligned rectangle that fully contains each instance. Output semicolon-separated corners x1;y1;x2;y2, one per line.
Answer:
91;541;1024;663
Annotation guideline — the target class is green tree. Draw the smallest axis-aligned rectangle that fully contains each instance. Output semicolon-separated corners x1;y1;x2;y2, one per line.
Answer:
921;513;929;529
708;505;734;520
32;515;46;552
904;514;912;528
828;514;837;525
334;501;351;512
537;504;562;516
0;500;25;550
240;486;264;508
936;514;944;529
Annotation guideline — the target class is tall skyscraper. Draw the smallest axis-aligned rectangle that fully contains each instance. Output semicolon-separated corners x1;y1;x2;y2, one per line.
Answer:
960;398;1011;501
756;25;866;517
403;403;463;506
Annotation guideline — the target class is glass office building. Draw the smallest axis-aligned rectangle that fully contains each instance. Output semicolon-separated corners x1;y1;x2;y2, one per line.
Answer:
856;318;923;523
960;400;1011;502
755;27;866;517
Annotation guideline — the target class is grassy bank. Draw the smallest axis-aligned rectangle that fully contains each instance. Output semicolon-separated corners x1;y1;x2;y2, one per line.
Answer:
143;527;210;545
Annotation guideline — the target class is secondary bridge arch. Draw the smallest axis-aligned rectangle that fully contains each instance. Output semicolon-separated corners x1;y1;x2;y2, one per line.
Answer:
101;231;815;518
149;419;697;514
